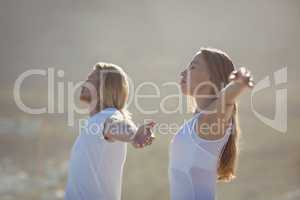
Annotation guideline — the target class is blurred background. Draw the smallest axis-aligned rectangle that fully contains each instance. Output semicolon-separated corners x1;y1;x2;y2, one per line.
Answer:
0;0;299;199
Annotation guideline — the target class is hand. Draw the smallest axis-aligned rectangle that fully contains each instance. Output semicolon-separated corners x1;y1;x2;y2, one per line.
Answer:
132;121;156;148
229;67;254;88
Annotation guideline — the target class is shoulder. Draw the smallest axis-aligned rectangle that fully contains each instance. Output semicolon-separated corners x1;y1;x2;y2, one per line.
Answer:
196;105;234;140
104;114;137;133
105;110;134;126
110;110;124;121
102;112;137;142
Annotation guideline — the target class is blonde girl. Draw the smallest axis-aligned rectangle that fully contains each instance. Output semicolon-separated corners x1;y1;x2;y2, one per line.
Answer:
65;62;155;200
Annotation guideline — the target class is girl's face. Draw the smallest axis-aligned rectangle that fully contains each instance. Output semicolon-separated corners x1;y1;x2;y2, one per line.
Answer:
180;53;211;96
80;69;99;103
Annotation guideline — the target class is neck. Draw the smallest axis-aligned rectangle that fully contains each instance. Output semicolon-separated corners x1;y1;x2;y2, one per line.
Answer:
88;100;100;117
195;97;214;113
194;87;216;113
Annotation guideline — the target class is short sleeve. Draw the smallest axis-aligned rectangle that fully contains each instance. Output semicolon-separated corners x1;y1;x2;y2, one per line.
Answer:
103;115;137;142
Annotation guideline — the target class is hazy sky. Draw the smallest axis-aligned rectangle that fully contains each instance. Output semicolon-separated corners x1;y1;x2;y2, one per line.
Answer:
0;0;299;116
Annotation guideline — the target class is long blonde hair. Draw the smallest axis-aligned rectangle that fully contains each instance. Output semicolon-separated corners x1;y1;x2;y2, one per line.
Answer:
198;47;240;182
93;62;131;119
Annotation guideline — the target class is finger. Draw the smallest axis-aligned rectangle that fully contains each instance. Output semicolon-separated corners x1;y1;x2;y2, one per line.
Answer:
148;135;154;140
149;138;154;143
150;130;156;137
147;135;154;142
248;81;255;88
145;121;156;129
232;70;238;75
148;137;154;144
145;138;150;143
145;138;153;146
145;129;154;138
240;67;246;74
245;70;251;77
150;136;155;140
229;73;236;80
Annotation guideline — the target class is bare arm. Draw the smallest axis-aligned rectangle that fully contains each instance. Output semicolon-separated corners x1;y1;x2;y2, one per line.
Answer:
197;67;254;139
103;117;155;148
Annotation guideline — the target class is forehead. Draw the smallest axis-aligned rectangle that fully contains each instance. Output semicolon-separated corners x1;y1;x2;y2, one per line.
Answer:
191;52;206;65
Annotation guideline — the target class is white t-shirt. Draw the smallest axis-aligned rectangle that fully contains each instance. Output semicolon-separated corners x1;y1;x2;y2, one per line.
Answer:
65;107;128;200
169;112;233;200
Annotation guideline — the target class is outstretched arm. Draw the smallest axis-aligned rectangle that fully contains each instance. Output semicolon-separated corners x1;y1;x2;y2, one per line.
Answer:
197;67;254;139
103;117;155;148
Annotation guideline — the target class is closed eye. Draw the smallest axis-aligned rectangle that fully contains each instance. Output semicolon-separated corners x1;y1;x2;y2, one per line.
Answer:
190;65;196;70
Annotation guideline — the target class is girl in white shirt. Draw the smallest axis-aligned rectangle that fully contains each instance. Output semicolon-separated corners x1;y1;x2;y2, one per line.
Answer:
65;62;155;200
169;48;254;200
